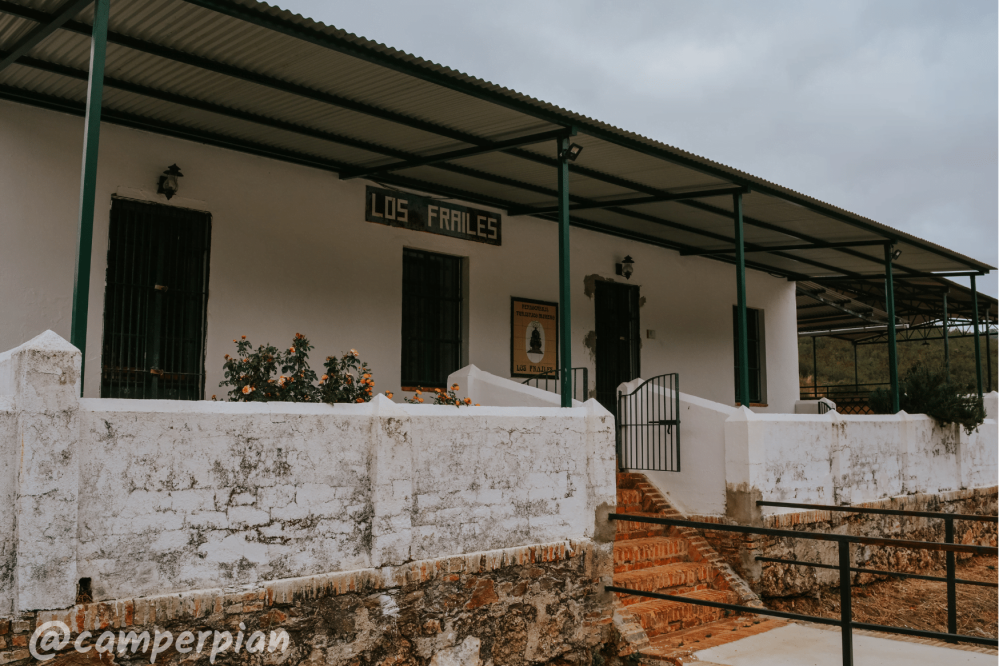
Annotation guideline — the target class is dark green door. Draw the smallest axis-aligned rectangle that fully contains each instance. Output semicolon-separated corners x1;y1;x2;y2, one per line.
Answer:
595;280;641;413
99;198;211;400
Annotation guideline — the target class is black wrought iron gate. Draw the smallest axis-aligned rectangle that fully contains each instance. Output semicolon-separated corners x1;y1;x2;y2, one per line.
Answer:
617;374;680;472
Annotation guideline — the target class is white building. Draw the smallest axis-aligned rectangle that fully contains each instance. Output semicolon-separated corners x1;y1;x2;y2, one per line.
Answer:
0;0;992;418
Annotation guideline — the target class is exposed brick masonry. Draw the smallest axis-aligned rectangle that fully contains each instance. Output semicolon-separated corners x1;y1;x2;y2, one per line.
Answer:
1;540;613;666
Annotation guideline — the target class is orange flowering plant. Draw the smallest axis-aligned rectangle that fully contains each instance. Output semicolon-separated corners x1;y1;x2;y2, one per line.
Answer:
404;383;477;408
220;334;376;404
316;349;376;404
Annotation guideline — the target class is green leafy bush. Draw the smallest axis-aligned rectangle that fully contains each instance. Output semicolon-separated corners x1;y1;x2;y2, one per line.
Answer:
403;383;477;408
218;333;381;404
868;363;985;434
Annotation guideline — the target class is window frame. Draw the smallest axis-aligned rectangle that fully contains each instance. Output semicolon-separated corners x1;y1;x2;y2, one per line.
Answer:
400;247;464;390
733;305;766;405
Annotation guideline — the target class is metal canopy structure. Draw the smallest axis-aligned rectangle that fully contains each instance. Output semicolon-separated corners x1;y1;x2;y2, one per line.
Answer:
1;0;994;280
798;277;998;342
0;0;994;407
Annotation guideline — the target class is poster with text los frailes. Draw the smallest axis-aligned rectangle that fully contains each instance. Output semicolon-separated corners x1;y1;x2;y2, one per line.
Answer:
511;298;558;378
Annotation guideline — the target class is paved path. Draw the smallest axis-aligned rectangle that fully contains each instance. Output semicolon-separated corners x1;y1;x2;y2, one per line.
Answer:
692;623;996;666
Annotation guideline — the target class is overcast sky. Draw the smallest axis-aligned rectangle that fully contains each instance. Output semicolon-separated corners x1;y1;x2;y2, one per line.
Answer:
279;0;998;297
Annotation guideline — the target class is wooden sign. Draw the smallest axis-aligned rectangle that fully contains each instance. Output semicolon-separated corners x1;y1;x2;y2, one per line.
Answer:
365;186;501;246
510;297;558;378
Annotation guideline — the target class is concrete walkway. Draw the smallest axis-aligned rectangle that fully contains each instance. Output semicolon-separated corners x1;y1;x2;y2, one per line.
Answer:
691;623;996;666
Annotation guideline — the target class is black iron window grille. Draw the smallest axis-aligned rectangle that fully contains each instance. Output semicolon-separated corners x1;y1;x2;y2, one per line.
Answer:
401;248;463;389
99;198;211;400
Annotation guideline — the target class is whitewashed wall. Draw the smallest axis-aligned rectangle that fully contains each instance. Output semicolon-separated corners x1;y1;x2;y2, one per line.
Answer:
0;332;616;614
618;377;999;518
0;101;800;412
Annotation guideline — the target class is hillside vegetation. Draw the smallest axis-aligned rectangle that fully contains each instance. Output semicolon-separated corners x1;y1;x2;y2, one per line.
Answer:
798;334;998;393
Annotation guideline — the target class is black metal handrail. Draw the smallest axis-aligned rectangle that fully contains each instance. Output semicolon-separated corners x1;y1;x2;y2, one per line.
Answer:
800;382;889;399
757;500;997;639
606;511;998;666
520;367;588;404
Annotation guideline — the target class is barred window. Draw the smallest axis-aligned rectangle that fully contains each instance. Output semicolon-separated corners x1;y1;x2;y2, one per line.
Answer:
401;248;463;389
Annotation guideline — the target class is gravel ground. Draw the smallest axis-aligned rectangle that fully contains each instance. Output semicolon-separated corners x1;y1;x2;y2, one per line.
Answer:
765;556;998;645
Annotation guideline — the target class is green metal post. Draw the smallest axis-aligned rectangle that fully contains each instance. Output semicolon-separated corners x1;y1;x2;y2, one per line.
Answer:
812;335;818;396
942;291;950;385
70;0;110;394
734;193;750;406
971;275;982;398
986;307;992;393
853;342;858;388
556;131;575;407
884;244;900;413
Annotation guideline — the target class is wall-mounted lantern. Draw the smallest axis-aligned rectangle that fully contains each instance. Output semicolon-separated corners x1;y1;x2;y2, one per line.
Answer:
616;255;635;280
157;164;183;200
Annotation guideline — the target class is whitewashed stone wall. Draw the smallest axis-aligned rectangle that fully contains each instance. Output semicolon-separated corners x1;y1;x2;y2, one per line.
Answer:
620;378;998;520
0;332;616;614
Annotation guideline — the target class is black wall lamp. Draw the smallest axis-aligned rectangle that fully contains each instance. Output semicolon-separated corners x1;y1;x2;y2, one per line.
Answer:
891;247;902;261
157;164;183;200
559;143;583;162
616;255;635;280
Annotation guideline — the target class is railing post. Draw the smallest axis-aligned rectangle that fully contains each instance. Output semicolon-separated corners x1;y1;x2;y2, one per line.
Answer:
945;517;957;638
838;540;853;666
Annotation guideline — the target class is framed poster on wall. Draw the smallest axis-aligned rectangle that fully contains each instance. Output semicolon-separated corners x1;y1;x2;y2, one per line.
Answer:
510;297;558;378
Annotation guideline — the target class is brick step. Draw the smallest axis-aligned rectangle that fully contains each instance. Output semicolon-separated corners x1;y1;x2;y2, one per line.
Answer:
617;488;642;505
616;503;644;514
624;589;740;638
613;561;714;595
615;513;667;541
616;472;645;490
616;582;712;607
613;536;689;572
641;618;785;659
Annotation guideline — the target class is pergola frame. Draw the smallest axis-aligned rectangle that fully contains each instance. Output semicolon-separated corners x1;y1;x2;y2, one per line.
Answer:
0;0;993;410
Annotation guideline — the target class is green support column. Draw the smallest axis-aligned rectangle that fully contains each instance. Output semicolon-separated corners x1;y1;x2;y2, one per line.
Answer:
971;275;983;398
69;0;110;394
986;307;992;393
942;291;950;385
853;342;859;388
884;244;900;413
812;335;818;395
733;192;750;407
556;131;575;407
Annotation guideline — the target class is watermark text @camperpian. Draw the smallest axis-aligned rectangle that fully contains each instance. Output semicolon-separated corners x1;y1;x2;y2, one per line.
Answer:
30;620;291;664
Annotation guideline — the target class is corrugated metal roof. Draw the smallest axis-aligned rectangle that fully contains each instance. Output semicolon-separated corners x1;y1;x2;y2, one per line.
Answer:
0;0;993;282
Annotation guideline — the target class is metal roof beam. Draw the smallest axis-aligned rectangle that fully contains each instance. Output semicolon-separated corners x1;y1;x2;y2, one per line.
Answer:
175;0;992;274
506;187;747;216
0;55;848;278
0;0;92;74
681;239;887;256
797;288;889;327
797;300;850;310
0;1;989;275
813;272;986;282
337;129;571;180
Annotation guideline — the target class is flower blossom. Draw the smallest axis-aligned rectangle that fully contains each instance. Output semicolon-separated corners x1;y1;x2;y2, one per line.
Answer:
242;385;254;395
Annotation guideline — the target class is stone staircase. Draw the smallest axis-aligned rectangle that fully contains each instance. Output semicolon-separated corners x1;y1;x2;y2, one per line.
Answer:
613;472;767;660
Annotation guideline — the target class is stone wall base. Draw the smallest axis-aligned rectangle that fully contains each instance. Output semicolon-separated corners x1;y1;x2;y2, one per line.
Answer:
692;487;998;598
1;539;616;666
